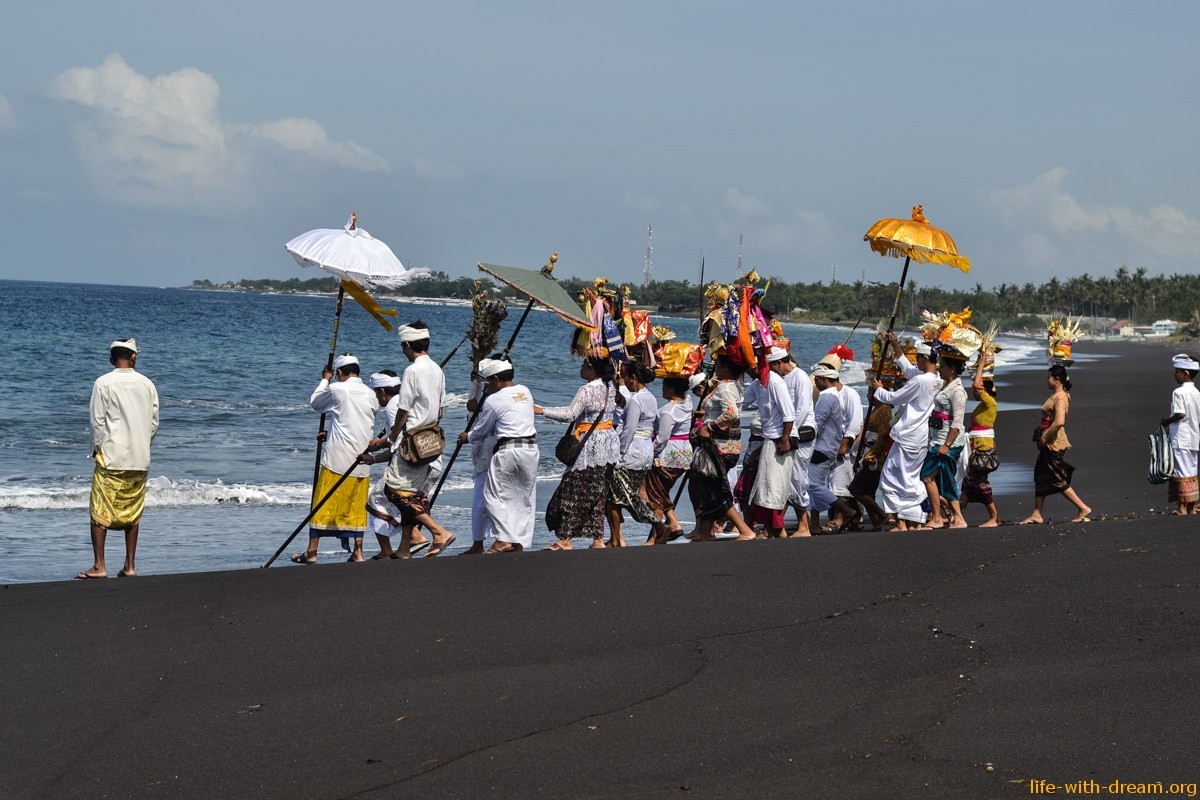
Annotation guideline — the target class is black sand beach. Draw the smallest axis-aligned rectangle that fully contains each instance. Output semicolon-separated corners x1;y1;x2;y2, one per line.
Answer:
3;342;1197;799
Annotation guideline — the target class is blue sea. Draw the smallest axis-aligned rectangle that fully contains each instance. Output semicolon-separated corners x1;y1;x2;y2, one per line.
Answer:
0;280;1050;583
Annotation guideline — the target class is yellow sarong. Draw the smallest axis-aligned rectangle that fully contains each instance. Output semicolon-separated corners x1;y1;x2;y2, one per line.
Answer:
90;451;148;530
310;466;370;535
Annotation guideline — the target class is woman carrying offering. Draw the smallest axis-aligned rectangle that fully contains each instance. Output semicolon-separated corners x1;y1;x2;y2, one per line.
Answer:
642;376;693;545
1019;364;1092;524
606;362;658;547
961;354;1001;527
688;355;757;541
537;356;621;549
920;351;969;529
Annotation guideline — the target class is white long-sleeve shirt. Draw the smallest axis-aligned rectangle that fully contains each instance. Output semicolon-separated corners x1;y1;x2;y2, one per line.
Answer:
397;354;446;429
840;384;864;441
90;368;159;471
310;376;379;477
469;384;537;442
618;387;657;470
782;366;816;431
874;367;938;450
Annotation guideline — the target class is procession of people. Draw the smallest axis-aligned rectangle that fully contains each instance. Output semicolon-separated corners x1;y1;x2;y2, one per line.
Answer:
79;303;1200;575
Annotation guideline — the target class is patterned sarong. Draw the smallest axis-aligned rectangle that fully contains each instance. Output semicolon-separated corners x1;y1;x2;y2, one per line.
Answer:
383;485;433;526
641;466;685;513
310;466;369;535
1169;476;1199;505
546;465;607;539
606;465;655;522
90;453;148;530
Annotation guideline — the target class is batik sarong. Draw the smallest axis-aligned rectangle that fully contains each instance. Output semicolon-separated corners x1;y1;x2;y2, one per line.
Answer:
310;465;369;535
641;466;686;513
90;453;148;530
606;465;655;523
546;465;607;539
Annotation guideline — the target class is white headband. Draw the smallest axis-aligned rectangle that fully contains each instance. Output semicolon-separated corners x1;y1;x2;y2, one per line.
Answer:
478;358;512;378
332;354;359;370
109;338;138;353
1173;354;1199;371
369;372;401;388
765;346;789;363
811;364;839;380
398;325;429;343
913;342;933;356
688;374;707;390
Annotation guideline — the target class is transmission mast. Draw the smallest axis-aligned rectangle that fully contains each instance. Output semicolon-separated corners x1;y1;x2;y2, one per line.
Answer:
736;233;744;277
642;225;653;287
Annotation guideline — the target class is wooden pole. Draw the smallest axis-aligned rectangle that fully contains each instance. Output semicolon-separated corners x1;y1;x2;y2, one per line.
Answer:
853;255;911;467
310;285;346;498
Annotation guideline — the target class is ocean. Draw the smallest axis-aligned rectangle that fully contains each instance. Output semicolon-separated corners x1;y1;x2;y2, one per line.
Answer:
0;280;1052;583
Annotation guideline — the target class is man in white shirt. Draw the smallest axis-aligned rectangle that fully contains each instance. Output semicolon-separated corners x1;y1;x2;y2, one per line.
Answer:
459;356;540;552
78;338;159;579
870;335;940;530
767;348;816;537
1161;353;1200;515
293;353;380;564
807;363;859;532
366;322;456;557
749;352;796;538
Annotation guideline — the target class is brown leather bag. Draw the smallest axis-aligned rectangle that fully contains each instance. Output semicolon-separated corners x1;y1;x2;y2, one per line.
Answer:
397;421;446;466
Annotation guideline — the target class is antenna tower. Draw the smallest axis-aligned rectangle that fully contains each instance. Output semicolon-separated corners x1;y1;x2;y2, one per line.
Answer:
642;225;653;287
736;233;744;277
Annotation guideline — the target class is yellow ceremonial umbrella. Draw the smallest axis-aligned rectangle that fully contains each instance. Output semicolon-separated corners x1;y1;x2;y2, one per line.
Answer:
864;204;970;358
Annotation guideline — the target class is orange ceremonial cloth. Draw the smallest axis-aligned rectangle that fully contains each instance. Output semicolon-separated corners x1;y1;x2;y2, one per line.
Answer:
310;465;370;535
90;450;148;530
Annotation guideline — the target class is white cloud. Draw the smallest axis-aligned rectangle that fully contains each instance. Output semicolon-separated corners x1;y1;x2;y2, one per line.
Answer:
412;157;463;181
723;186;772;219
0;95;18;131
989;168;1200;268
48;55;389;213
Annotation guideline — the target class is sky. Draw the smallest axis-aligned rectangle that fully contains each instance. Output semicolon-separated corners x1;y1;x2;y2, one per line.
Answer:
1;1;1197;291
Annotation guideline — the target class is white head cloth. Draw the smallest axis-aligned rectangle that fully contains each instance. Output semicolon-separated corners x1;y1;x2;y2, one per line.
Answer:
913;342;933;357
369;372;401;389
398;325;429;343
332;354;359;370
109;338;138;353
478;358;512;378
766;346;789;363
688;373;707;390
1173;354;1200;371
811;364;839;380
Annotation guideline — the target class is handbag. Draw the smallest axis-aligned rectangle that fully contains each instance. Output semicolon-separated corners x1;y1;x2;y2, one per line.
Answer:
689;440;724;480
554;384;610;468
1147;425;1173;485
795;425;816;443
968;447;1000;475
397;420;446;466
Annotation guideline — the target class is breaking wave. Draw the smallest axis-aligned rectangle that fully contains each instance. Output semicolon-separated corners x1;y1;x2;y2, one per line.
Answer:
0;477;311;511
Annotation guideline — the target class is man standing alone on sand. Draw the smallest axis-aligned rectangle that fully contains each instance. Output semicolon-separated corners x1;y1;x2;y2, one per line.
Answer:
292;353;379;564
1162;354;1200;515
77;339;159;579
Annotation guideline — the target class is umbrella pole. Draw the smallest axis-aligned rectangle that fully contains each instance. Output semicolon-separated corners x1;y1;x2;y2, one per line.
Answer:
854;256;911;467
428;298;538;507
263;450;365;568
310;286;347;501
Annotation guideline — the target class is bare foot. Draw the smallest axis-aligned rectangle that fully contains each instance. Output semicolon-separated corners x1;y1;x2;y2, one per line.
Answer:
117;568;137;577
1018;515;1044;525
978;520;999;528
792;530;812;538
544;540;573;551
949;520;968;529
589;538;606;549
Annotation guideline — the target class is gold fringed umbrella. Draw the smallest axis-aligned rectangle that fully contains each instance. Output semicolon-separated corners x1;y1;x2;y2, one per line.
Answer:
864;205;971;273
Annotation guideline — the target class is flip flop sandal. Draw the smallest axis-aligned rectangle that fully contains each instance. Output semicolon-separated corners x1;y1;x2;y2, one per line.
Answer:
409;540;432;555
485;542;523;554
289;554;317;565
423;535;457;557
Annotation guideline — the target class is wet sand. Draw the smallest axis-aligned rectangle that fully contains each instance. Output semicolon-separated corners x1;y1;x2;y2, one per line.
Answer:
2;341;1197;799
